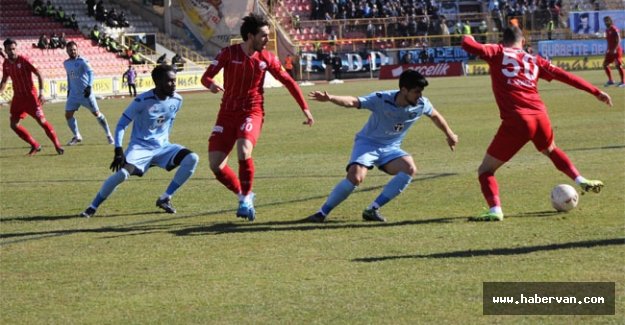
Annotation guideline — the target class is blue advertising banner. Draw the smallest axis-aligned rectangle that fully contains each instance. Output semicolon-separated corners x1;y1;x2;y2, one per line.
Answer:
569;10;625;35
538;39;625;57
398;47;469;64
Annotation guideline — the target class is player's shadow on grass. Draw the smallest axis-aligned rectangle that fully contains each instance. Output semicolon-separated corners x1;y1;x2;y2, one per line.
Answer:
567;144;625;152
0;211;163;223
171;216;461;236
0;224;174;244
352;238;625;262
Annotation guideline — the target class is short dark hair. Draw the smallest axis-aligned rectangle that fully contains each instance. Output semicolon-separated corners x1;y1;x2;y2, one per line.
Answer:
240;13;269;41
3;38;16;47
151;64;175;82
66;41;77;48
399;70;428;90
502;26;523;46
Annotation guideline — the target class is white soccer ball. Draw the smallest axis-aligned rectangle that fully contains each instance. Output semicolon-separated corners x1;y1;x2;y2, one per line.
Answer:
551;184;579;212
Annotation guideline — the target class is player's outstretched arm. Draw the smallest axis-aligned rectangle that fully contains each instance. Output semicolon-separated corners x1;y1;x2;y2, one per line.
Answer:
595;91;613;107
429;109;458;151
308;91;359;108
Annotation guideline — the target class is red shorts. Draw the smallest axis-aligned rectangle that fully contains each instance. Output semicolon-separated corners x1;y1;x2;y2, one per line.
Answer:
603;47;623;66
487;113;554;162
208;110;264;153
10;94;44;123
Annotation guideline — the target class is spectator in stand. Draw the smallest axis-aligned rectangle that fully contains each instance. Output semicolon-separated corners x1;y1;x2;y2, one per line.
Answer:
49;33;61;49
122;65;137;97
34;33;49;50
478;20;488;42
117;11;130;27
106;8;119;28
157;53;167;65
64;14;79;31
419;47;429;63
95;0;106;22
86;0;96;17
45;1;56;18
33;0;44;16
90;25;100;43
55;6;66;23
171;53;185;72
58;32;67;49
131;52;145;65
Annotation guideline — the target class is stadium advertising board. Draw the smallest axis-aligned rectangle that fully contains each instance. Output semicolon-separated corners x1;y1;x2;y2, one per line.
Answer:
568;10;625;35
300;51;390;73
378;63;464;79
538;39;625;57
398;47;470;63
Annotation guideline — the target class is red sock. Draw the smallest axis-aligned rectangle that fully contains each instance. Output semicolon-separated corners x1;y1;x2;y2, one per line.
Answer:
12;125;38;147
604;66;613;81
41;121;61;148
548;148;579;180
617;65;624;83
214;164;241;195
479;171;501;208
239;158;255;195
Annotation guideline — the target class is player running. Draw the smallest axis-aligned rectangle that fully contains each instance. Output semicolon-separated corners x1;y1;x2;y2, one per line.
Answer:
80;65;199;218
0;38;64;155
63;41;114;146
303;70;458;223
201;13;314;221
602;16;624;87
461;26;613;221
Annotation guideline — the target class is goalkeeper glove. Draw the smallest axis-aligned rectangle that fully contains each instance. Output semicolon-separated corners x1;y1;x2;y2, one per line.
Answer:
109;147;126;172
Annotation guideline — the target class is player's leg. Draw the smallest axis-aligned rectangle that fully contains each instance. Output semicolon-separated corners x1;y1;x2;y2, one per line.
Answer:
81;146;149;217
30;106;63;154
9;107;40;155
471;120;527;221
603;55;614;86
364;154;416;222
536;117;603;194
86;97;113;143
233;113;263;221
154;146;200;213
65;101;82;145
209;117;241;196
304;142;377;223
615;52;624;86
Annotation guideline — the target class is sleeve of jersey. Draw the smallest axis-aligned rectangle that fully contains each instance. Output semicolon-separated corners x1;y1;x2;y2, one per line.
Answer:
539;59;601;96
461;36;497;60
201;49;226;88
268;56;308;111
114;99;139;147
421;97;434;116
357;92;379;111
84;61;94;86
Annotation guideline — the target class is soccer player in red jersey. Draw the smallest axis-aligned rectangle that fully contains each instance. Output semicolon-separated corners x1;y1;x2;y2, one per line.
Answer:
201;13;314;221
0;38;64;155
602;16;624;87
461;27;613;221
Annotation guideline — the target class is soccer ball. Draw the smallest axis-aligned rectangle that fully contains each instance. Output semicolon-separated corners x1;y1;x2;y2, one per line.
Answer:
550;184;579;212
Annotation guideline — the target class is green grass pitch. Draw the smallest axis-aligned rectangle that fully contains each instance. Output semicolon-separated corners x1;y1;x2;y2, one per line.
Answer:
1;70;623;324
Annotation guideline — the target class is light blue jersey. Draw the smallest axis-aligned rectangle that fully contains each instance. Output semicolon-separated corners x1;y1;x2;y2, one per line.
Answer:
115;89;183;150
64;56;93;99
356;90;433;147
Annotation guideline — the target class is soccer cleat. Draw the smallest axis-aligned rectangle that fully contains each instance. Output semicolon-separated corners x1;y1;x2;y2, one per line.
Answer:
603;81;615;87
579;180;603;194
156;197;176;214
67;136;82;146
469;211;504;222
106;135;114;145
362;207;386;222
236;193;256;221
56;146;65;155
302;212;326;223
80;207;96;218
27;145;42;156
617;82;625;88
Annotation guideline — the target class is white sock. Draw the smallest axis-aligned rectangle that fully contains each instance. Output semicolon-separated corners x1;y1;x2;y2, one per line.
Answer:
574;176;587;185
489;206;503;214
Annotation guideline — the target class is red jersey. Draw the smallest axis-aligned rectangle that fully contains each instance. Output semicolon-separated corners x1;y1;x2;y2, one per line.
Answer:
201;44;307;113
461;36;601;119
606;25;621;52
2;55;38;98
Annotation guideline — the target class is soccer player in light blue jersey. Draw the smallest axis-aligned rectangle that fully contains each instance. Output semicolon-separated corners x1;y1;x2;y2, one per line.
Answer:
63;41;113;146
304;70;458;222
80;65;199;218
